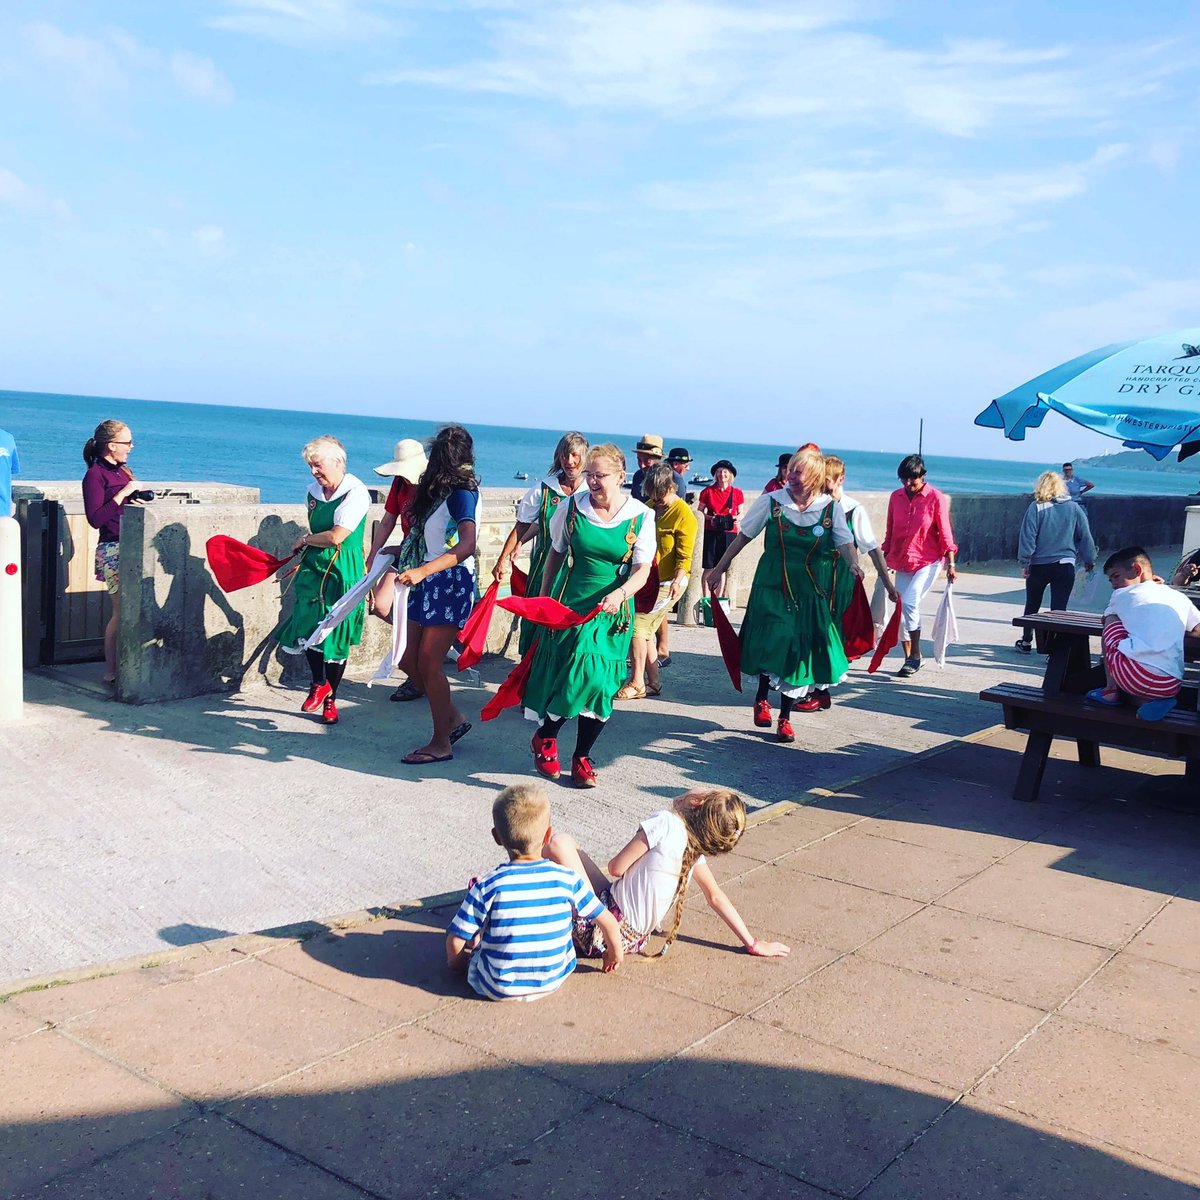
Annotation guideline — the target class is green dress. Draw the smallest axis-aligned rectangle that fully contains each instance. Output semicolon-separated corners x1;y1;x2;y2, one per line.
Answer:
276;489;367;661
829;504;861;628
740;500;849;693
519;482;567;655
522;498;645;723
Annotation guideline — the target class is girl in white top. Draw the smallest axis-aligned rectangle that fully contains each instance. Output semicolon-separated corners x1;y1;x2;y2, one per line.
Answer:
545;787;790;959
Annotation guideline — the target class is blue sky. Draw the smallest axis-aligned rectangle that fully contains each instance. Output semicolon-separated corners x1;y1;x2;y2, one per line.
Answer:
2;0;1198;459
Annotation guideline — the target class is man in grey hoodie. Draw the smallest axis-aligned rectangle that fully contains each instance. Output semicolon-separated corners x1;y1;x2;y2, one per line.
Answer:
1015;470;1098;652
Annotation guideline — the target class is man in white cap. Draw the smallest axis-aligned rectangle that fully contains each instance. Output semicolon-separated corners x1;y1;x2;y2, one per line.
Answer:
366;438;429;700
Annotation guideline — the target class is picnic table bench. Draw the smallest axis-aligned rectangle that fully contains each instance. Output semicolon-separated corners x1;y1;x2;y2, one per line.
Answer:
980;611;1200;802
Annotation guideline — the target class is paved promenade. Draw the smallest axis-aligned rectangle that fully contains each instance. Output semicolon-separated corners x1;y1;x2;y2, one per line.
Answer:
6;564;1064;982
5;726;1198;1197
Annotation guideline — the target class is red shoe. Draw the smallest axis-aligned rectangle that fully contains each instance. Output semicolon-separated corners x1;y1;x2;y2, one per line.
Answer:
815;689;831;711
572;755;597;788
531;734;561;780
794;696;822;713
753;699;773;727
777;718;795;743
322;697;339;725
302;681;332;713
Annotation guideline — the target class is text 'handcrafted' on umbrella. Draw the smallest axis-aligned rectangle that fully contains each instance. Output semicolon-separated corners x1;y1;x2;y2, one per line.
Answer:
975;328;1200;461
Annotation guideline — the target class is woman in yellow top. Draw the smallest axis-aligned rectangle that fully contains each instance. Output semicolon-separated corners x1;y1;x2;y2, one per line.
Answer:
617;461;698;701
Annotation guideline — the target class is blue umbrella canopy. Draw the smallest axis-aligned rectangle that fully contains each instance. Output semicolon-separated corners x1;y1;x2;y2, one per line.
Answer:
976;328;1200;461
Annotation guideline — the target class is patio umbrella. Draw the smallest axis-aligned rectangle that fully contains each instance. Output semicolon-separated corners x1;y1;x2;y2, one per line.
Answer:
975;328;1200;460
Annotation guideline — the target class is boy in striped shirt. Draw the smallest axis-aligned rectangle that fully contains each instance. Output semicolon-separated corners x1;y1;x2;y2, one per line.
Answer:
447;784;624;1000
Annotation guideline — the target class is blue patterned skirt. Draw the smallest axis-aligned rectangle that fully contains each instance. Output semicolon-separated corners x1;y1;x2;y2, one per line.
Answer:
406;563;476;629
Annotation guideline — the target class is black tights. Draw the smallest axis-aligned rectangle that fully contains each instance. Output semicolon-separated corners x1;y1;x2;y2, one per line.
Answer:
537;715;604;760
756;674;795;718
306;650;346;698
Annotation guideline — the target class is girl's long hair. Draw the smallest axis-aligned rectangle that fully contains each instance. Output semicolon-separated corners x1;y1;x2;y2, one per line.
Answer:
654;788;747;956
409;424;478;526
82;420;133;471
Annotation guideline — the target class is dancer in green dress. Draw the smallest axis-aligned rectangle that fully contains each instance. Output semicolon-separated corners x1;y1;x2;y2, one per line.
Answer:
705;446;863;745
276;436;370;725
493;432;588;653
824;455;899;686
524;443;655;788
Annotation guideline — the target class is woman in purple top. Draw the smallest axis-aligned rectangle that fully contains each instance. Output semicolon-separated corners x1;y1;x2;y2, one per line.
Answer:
82;419;147;684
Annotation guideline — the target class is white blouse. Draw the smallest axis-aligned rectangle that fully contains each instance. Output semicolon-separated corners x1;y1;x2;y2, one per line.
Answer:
307;473;370;532
841;493;879;553
740;490;852;548
549;493;656;564
515;476;581;524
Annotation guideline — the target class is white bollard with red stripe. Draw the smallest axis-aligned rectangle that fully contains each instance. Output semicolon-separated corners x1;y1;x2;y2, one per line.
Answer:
0;516;22;721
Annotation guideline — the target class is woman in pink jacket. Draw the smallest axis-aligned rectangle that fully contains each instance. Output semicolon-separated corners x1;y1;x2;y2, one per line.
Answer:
880;454;957;677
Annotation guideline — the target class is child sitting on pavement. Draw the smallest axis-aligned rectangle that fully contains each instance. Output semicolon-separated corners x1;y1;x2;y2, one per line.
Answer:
1087;546;1200;722
546;786;790;959
446;783;623;1000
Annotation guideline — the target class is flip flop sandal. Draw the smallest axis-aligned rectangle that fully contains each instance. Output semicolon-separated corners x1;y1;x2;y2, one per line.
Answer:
1085;688;1124;708
646;682;662;697
449;721;472;744
390;680;424;702
401;749;454;765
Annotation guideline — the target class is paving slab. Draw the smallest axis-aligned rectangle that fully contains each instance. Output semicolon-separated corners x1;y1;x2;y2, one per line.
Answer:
224;1025;593;1200
751;954;1044;1090
1059;954;1200;1058
1126;896;1200;970
936;860;1172;948
458;1099;826;1200
616;1016;956;1197
858;904;1112;1011
420;970;735;1097
15;1114;367;1200
712;865;923;951
64;957;395;1101
860;1096;1200;1200
2;1029;190;1195
976;1015;1200;1176
778;825;996;902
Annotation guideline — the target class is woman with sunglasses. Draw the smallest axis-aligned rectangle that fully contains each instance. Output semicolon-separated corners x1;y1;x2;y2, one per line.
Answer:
523;443;655;787
82;419;149;685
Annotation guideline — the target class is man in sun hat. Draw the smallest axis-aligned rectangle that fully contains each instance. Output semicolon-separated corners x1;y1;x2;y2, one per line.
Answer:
366;440;430;701
630;433;664;502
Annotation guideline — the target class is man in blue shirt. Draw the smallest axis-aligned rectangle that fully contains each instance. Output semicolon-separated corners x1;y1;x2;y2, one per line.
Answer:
0;428;19;517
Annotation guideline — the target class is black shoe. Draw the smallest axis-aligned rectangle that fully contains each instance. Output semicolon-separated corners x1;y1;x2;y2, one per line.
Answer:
656;655;672;669
390;679;424;702
897;658;922;678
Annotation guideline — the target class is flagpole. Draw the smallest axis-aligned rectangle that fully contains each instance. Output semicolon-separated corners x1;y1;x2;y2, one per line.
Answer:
918;418;923;457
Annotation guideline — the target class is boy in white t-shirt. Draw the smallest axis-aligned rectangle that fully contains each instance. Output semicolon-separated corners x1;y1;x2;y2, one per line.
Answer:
1087;546;1200;722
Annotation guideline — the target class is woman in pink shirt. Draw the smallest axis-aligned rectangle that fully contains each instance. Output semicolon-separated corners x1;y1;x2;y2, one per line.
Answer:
880;454;957;676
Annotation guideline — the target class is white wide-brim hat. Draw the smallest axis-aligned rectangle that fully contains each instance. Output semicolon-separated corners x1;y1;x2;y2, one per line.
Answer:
374;438;428;482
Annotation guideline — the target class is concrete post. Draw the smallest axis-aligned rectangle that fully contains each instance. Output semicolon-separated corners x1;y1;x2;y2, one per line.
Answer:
0;517;23;721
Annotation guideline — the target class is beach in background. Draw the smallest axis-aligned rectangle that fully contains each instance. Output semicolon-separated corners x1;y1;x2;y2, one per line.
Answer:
9;388;1200;503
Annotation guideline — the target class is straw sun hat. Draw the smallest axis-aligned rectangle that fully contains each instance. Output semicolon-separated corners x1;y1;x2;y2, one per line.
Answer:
374;438;428;482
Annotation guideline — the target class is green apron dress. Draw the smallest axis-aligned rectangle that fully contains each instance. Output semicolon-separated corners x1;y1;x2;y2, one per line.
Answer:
276;490;367;661
522;498;645;723
739;500;849;693
829;504;861;629
519;482;566;655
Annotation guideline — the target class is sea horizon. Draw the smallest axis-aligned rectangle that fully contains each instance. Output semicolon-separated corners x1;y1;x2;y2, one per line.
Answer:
8;387;1200;504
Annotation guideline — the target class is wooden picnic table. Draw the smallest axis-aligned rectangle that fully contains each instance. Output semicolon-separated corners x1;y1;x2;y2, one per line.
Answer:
980;610;1200;801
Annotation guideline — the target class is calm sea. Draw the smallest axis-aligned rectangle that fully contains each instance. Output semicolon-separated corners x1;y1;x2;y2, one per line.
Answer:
6;389;1199;503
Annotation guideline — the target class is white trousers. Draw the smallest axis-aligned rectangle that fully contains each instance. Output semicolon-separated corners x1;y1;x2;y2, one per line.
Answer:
894;561;941;634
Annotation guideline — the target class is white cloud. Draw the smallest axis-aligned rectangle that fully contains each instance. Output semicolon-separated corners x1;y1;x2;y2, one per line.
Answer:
369;2;1170;139
210;0;400;45
639;144;1128;242
192;224;228;255
0;167;70;218
171;52;234;104
23;22;233;105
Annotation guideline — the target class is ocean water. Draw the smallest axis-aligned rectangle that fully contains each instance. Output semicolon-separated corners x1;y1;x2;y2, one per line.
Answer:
6;388;1200;504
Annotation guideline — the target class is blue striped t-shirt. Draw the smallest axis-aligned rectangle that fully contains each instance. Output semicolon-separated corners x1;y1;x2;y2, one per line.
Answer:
448;859;606;1000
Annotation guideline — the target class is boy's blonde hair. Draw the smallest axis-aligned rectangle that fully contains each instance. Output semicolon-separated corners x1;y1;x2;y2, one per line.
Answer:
824;454;846;490
492;783;551;855
1033;471;1068;503
654;788;746;956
